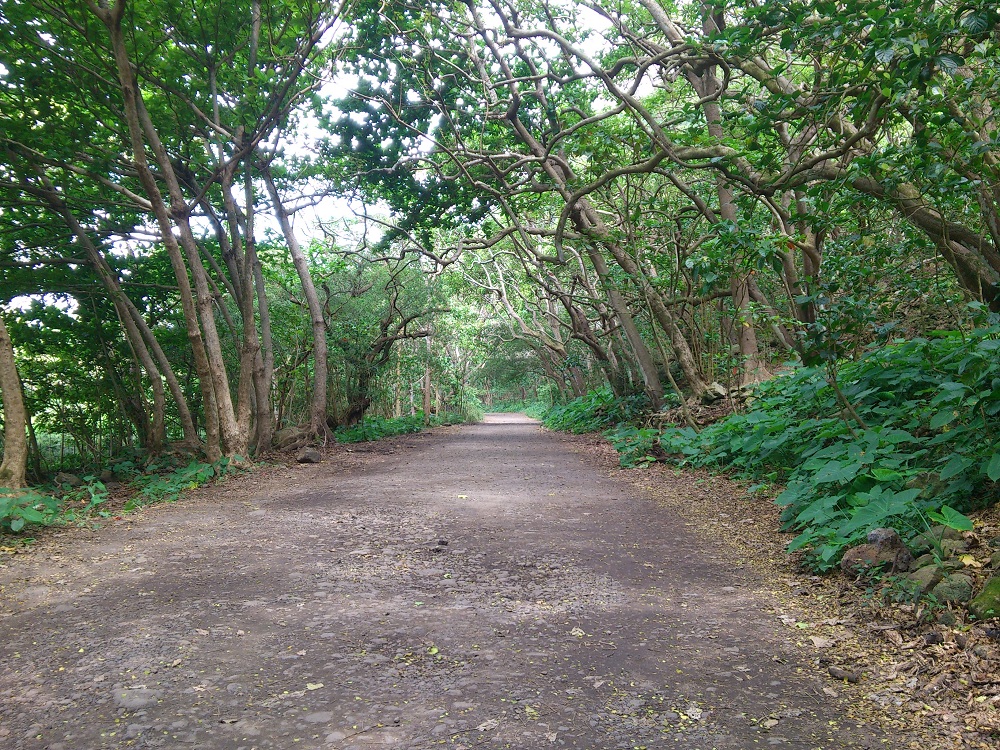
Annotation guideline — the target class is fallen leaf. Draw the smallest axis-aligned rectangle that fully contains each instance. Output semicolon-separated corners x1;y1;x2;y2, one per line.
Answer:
959;554;982;568
809;636;836;649
476;719;499;731
570;627;586;637
306;683;323;691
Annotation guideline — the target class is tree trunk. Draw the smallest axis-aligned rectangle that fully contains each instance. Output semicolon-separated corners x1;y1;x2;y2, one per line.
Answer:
0;315;28;489
94;5;224;460
263;169;330;440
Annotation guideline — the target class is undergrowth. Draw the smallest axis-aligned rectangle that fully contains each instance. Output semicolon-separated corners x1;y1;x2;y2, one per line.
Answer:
333;411;466;444
1;455;242;534
659;327;1000;570
542;387;654;433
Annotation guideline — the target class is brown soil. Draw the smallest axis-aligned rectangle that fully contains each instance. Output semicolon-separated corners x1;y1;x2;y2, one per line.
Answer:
0;414;927;749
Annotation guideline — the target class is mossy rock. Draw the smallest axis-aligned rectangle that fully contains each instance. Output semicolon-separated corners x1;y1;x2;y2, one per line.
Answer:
968;576;1000;621
930;573;974;604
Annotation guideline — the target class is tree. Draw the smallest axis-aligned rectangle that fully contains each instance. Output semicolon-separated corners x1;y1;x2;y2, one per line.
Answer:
0;314;27;489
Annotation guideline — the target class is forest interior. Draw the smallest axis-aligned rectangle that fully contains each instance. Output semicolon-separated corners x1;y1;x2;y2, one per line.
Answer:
3;0;1000;747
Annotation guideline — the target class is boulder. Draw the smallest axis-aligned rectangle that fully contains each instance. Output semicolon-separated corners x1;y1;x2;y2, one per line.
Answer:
991;551;1000;570
905;565;944;595
700;382;728;404
274;425;307;449
840;528;913;576
54;472;82;487
930;573;974;604
296;448;322;464
910;525;965;555
938;538;969;558
968;576;1000;621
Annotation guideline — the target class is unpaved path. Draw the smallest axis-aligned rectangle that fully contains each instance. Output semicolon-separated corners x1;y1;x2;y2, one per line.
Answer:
0;415;885;749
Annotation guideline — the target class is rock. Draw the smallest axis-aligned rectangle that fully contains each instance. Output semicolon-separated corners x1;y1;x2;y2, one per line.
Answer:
840;528;913;575
905;565;944;594
936;610;957;626
938;538;968;558
700;382;728;404
931;573;974;604
828;666;859;683
296;448;322;464
54;472;82;487
991;551;1000;570
274;425;307;449
911;525;965;555
988;536;1000;550
99;469;115;482
968;576;1000;621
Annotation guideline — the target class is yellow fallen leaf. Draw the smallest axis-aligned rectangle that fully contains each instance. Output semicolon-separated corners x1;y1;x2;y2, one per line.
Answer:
959;554;983;568
458;495;468;499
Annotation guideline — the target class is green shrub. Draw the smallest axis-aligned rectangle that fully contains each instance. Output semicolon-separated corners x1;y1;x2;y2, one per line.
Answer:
659;328;1000;570
0;488;61;532
542;387;653;433
334;413;425;443
124;456;240;511
605;425;661;468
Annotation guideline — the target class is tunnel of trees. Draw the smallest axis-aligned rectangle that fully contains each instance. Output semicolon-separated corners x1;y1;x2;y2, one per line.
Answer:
2;1;999;562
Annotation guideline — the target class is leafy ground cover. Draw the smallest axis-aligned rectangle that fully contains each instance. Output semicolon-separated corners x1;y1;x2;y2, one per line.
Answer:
0;455;242;535
332;411;467;444
537;328;1000;571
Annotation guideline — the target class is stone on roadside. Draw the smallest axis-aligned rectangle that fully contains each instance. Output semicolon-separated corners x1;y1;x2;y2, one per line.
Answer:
910;525;965;555
275;425;307;449
296;448;322;464
930;573;974;604
938;538;969;558
905;565;944;595
840;528;913;576
700;382;727;404
968;576;1000;621
54;472;82;487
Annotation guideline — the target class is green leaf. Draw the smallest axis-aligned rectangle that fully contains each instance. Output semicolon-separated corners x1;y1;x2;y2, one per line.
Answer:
941;455;973;480
960;10;990;34
987;453;1000;481
929;410;956;429
870;468;902;482
927;505;974;532
814;461;862;484
9;517;25;532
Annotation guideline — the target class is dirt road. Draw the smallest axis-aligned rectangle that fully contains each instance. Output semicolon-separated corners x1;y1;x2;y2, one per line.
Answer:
0;415;884;749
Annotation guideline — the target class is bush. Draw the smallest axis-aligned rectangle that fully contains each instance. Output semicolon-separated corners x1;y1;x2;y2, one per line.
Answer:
659;328;1000;570
542;387;653;433
124;456;241;511
0;488;61;532
332;411;468;444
